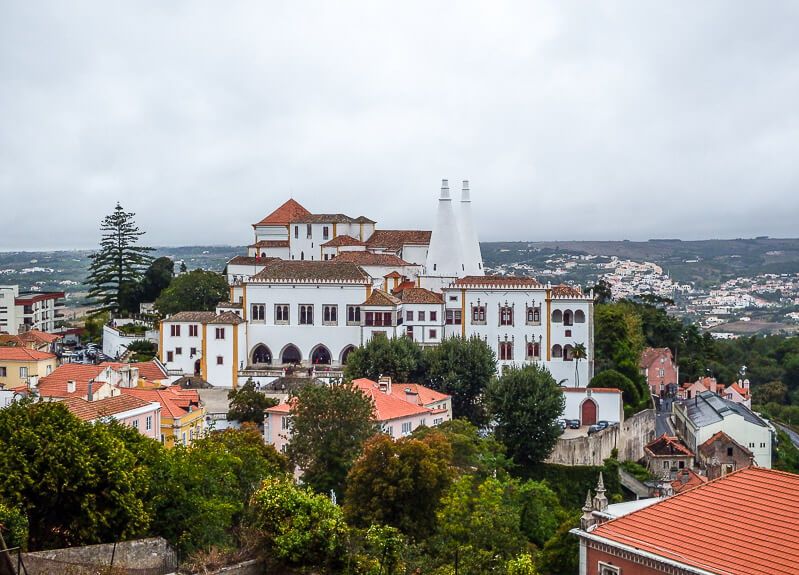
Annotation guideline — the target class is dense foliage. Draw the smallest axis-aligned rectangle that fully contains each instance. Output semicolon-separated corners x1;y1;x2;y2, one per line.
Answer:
154;269;229;316
227;379;278;425
343;335;424;383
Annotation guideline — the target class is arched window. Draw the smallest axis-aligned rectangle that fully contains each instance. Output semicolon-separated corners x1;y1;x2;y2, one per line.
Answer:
526;342;540;359
252;344;272;365
552;344;563;358
300;251;305;261
552;310;563;323
261;252;267;258
281;344;301;365
563;310;573;326
575;310;586;323
311;345;332;365
563;344;574;361
340;345;356;365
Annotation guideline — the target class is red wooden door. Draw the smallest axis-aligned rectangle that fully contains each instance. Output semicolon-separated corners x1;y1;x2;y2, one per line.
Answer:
581;399;597;426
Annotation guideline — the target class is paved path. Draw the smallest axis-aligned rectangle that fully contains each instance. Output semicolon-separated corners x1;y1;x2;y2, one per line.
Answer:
776;423;799;448
655;398;674;437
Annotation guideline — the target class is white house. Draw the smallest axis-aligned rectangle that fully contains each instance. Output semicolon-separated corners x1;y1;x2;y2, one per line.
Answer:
562;387;623;426
0;285;66;335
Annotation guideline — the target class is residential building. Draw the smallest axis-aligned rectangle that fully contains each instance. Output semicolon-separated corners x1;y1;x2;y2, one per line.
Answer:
0;347;57;390
562;387;623;426
643;434;694;479
0;329;61;352
678;376;721;400
61;395;162;440
36;364;122;400
722;378;752;407
669;468;707;494
697;430;754;479
121;386;205;447
573;467;799;575
0;285;66;335
639;347;678;396
264;377;451;453
672;390;772;468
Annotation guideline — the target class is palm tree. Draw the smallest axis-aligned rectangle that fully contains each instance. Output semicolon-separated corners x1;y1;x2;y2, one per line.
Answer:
573;342;587;387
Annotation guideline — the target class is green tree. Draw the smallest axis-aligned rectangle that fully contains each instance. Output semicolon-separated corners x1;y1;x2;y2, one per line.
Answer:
343;336;424;383
0;400;152;550
227;379;278;425
507;553;539;575
517;480;564;548
286;382;379;495
0;502;28;550
589;280;613;305
179;261;188;273
572;342;587;387
588;369;640;406
154;269;229;316
249;477;348;569
82;311;110;343
412;419;511;478
126;339;157;362
537;513;580;575
140;256;175;303
422;336;496;426
344;432;453;538
86;203;154;315
486;365;565;465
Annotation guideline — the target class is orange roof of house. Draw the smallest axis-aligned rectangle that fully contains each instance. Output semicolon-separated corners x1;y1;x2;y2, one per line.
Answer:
588;467;799;575
321;235;366;247
398;287;444;305
670;468;708;494
37;364;106;398
390;383;449;406
391;280;417;294
729;382;750;398
452;275;542;288
365;230;431;250
253;199;311;227
61;395;157;421
351;378;432;421
362;289;402;307
100;360;169;382
334;252;413;266
121;386;201;419
645;433;694;457
640;347;673;368
0;347;56;361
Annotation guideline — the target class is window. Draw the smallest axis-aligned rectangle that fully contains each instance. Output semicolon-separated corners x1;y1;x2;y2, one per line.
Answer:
170;324;181;337
175;347;182;356
430;310;437;321
446;310;462;325
146;416;152;431
401;421;412;435
658;368;665;377
563;310;574;326
275;304;289;324
472;305;486;324
663;461;669;469
598;563;621;575
0;367;6;377
551;344;563;358
678;461;685;469
132;419;139;429
406;310;413;322
190;347;197;356
347;305;361;325
167;351;174;362
365;312;392;327
385;425;394;436
575;309;586;323
281;416;292;430
429;329;437;339
323;305;338;325
19;367;28;378
499;341;513;361
500;306;513;326
323;226;329;240
526;342;540;359
188;324;198;337
215;327;225;340
306;224;312;238
406;326;414;339
251;304;265;321
433;417;443;425
299;305;314;325
418;311;426;321
563;344;574;361
294;226;299;239
216;356;224;365
449;295;457;301
551;310;563;323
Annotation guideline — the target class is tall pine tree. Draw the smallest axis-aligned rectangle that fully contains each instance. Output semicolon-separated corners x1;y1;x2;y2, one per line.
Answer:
86;203;153;314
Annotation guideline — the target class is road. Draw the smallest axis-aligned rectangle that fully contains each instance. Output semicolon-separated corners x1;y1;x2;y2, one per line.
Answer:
776;423;799;448
655;397;674;437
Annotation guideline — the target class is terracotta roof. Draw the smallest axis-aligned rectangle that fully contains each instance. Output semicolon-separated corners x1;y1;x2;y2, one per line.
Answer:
390;383;450;406
321;235;366;247
61;395;157;421
292;213;355;224
645;433;694;457
227;255;276;266
19;330;61;346
217;301;243;309
398;287;444;304
670;468;708;494
208;311;245;325
452;275;542;288
551;284;583;297
362;290;401;307
334;252;413;266
37;364;106;398
251;260;370;283
640;347;673;368
391;280;417;294
366;230;432;250
0;347;56;361
121;386;201;419
351;378;432;421
165;311;218;323
588;467;799;575
353;216;376;223
698;431;753;458
383;271;403;279
253;199;311;226
728;382;750;398
250;240;290;249
100;360;169;382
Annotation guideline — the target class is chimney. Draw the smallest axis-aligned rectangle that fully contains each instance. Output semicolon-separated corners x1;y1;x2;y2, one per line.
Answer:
404;387;419;405
87;379;94;402
440;179;450;200
378;376;392;394
67;380;76;394
461;180;470;202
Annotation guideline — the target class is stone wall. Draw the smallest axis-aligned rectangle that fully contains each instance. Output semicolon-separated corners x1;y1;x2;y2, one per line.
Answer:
546;409;657;466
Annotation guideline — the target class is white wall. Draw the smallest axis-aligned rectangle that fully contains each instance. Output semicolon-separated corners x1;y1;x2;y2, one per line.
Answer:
102;324;159;360
696;413;772;468
562;389;623;424
160;321;205;376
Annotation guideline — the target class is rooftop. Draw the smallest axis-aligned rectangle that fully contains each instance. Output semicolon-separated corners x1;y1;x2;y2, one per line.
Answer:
640;347;674;368
451;275;542;288
682;390;768;428
587;467;799;575
253;199;311;227
99;360;169;382
362;290;402;307
121;386;202;419
0;347;56;362
333;252;413;266
321;235;366;247
645;433;694;457
365;230;432;250
37;364;106;398
165;311;218;324
61;395;157;421
398;287;444;305
250;260;370;283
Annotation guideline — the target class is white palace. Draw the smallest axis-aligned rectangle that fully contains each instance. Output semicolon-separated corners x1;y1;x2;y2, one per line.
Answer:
159;180;594;388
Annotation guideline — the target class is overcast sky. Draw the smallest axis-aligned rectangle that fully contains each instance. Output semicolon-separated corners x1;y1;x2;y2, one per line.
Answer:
2;1;798;250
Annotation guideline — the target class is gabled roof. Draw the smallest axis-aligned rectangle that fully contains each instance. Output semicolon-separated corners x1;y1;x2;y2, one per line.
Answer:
61;395;157;421
588;467;799;575
670;468;708;494
398;287;444;305
551;284;583;297
292;213;355;224
334;252;413;266
249;240;290;249
640;347;673;368
251;260;370;283
451;275;542;288
645;433;694;457
37;364;106;398
391;383;450;406
698;430;754;458
353;216;375;223
683;390;768;428
321;235;366;247
351;378;433;421
18;329;61;346
365;230;432;250
362;290;401;307
164;311;218;323
227;255;276;266
121;386;201;419
253;199;311;227
0;347;56;362
208;311;245;325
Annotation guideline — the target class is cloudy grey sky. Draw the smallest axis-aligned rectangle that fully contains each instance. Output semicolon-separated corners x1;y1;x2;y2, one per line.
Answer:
2;1;798;250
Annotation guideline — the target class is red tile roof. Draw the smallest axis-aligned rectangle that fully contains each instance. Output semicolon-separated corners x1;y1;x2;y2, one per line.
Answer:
588;467;799;575
365;230;431;250
14;292;65;305
351;378;432;421
19;329;61;346
645;433;694;457
398;287;444;304
61;395;157;421
0;347;56;361
322;235;366;247
121;386;201;419
253;199;311;227
452;275;542;288
250;240;290;249
390;383;449;406
362;290;402;307
551;284;583;297
670;468;708;494
251;260;370;283
391;280;417;294
37;364;106;398
334;252;413;266
640;347;673;368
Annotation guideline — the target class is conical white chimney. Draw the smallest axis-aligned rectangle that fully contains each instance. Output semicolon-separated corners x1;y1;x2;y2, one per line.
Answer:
459;180;484;276
424;179;464;279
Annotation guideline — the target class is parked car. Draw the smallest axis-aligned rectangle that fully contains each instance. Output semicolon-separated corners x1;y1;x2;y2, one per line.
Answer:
558;419;568;430
588;424;603;435
596;420;611;430
567;419;581;429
